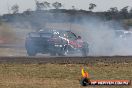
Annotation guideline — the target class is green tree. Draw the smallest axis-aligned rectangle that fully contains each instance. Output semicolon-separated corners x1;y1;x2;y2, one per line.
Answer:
11;4;19;14
130;8;132;13
120;6;129;14
89;3;96;11
35;0;44;11
120;6;129;19
108;7;118;13
72;6;76;10
24;8;32;15
43;1;50;10
107;7;119;20
52;2;62;9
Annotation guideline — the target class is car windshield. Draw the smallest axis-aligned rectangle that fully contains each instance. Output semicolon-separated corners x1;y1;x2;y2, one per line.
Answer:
60;31;77;40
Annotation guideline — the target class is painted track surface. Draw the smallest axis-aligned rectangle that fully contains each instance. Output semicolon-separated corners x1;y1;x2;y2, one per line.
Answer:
0;56;131;64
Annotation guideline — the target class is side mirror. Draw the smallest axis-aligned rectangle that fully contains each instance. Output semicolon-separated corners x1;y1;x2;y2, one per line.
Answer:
78;36;81;39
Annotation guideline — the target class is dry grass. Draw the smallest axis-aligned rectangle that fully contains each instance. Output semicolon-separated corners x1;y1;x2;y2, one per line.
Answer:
0;48;26;56
0;63;131;88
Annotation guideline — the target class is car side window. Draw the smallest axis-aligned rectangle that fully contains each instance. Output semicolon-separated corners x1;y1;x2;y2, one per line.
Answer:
67;32;77;40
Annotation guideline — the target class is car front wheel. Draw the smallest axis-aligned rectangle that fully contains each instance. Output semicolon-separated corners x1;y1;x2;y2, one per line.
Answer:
25;40;37;56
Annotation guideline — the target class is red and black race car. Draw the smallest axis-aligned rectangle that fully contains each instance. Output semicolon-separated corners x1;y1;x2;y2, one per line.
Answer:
25;29;89;56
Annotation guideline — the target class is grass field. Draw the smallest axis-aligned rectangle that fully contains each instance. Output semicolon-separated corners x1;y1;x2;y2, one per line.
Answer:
0;62;131;88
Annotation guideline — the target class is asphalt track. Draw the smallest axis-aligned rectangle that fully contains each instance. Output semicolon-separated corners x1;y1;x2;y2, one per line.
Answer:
0;56;131;64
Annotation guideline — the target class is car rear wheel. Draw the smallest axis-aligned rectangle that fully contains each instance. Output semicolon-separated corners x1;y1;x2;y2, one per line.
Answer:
25;40;37;56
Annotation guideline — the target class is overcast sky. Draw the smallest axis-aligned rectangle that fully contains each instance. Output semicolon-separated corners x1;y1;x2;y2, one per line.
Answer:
0;0;132;15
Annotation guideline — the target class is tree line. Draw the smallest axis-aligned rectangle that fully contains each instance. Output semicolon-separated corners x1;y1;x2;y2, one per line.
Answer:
1;0;132;25
9;1;97;14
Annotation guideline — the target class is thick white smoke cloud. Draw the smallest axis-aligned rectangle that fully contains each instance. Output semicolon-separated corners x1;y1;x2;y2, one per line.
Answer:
2;12;132;56
78;17;132;56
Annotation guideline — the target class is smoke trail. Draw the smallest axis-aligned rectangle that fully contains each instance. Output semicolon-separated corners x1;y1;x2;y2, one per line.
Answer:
2;12;132;56
0;23;17;44
76;17;132;56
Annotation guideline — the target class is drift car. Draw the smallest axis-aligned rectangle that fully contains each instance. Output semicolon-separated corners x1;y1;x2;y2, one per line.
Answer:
25;29;89;56
115;30;132;38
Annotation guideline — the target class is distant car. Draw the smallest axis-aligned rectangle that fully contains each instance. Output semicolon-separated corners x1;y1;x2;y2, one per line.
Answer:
25;29;89;56
115;30;132;38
